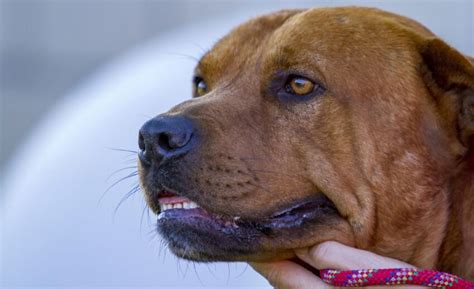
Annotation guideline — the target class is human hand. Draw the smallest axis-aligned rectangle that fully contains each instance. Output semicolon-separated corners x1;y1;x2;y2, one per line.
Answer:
250;241;426;289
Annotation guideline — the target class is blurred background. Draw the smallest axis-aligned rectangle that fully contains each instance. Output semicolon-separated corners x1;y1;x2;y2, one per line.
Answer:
1;0;473;288
1;0;256;167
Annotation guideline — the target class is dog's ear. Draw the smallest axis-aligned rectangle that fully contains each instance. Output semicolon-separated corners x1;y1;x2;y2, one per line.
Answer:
419;38;474;151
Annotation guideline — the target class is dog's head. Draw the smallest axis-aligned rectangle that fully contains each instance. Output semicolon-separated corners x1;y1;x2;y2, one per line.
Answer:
138;7;474;265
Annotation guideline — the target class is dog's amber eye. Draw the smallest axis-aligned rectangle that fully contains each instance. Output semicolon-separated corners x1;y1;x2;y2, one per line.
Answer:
286;76;315;96
195;78;208;96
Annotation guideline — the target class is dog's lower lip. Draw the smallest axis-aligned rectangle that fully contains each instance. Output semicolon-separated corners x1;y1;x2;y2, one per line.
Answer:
155;190;336;232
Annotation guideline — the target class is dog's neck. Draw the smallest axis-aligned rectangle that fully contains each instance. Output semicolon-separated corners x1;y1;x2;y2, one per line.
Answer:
438;150;474;280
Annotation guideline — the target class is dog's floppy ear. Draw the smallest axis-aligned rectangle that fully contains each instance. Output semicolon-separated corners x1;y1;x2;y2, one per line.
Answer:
419;38;474;150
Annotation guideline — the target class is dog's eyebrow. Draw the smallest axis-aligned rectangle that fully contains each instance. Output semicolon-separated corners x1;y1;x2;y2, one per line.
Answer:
272;49;295;69
193;54;212;78
195;48;212;70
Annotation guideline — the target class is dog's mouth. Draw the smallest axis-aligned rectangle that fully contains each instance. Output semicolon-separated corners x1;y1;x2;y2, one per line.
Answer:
155;189;335;230
151;187;338;261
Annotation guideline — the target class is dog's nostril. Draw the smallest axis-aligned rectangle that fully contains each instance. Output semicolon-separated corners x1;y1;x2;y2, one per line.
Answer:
158;133;173;151
138;132;146;151
157;130;192;152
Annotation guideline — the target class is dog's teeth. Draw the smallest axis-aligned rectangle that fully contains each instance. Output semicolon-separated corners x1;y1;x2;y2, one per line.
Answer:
233;216;241;221
159;201;200;212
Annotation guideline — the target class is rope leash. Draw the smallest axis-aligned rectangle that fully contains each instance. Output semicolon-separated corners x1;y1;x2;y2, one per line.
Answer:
320;268;474;289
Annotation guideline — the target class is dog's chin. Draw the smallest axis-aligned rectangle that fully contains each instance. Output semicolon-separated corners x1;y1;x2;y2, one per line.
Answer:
154;192;339;262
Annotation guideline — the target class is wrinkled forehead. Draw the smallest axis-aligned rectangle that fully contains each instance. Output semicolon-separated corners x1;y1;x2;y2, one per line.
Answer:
262;7;435;67
195;10;303;80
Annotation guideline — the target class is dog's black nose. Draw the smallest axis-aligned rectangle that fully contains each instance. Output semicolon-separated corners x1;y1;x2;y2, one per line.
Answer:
138;116;196;165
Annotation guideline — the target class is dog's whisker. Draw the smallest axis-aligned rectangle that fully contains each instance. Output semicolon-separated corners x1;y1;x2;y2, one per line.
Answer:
205;263;219;280
127;181;139;192
156;237;164;258
152;234;164;255
106;147;139;154
106;147;139;161
108;171;138;186
99;171;138;205
160;239;169;264
184;260;190;279
164;52;200;63
113;184;140;216
226;263;231;285
161;242;168;264
146;204;151;227
140;202;149;235
192;262;205;286
181;248;191;278
123;157;139;164
176;255;183;278
192;43;209;55
161;240;170;263
147;231;159;258
235;263;249;279
147;228;158;238
105;166;138;182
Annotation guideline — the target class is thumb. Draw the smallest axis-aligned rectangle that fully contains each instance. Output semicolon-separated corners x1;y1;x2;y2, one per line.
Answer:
295;241;416;270
250;260;330;289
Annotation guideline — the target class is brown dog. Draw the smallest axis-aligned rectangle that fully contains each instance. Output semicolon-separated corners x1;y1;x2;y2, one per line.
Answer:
137;7;474;280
